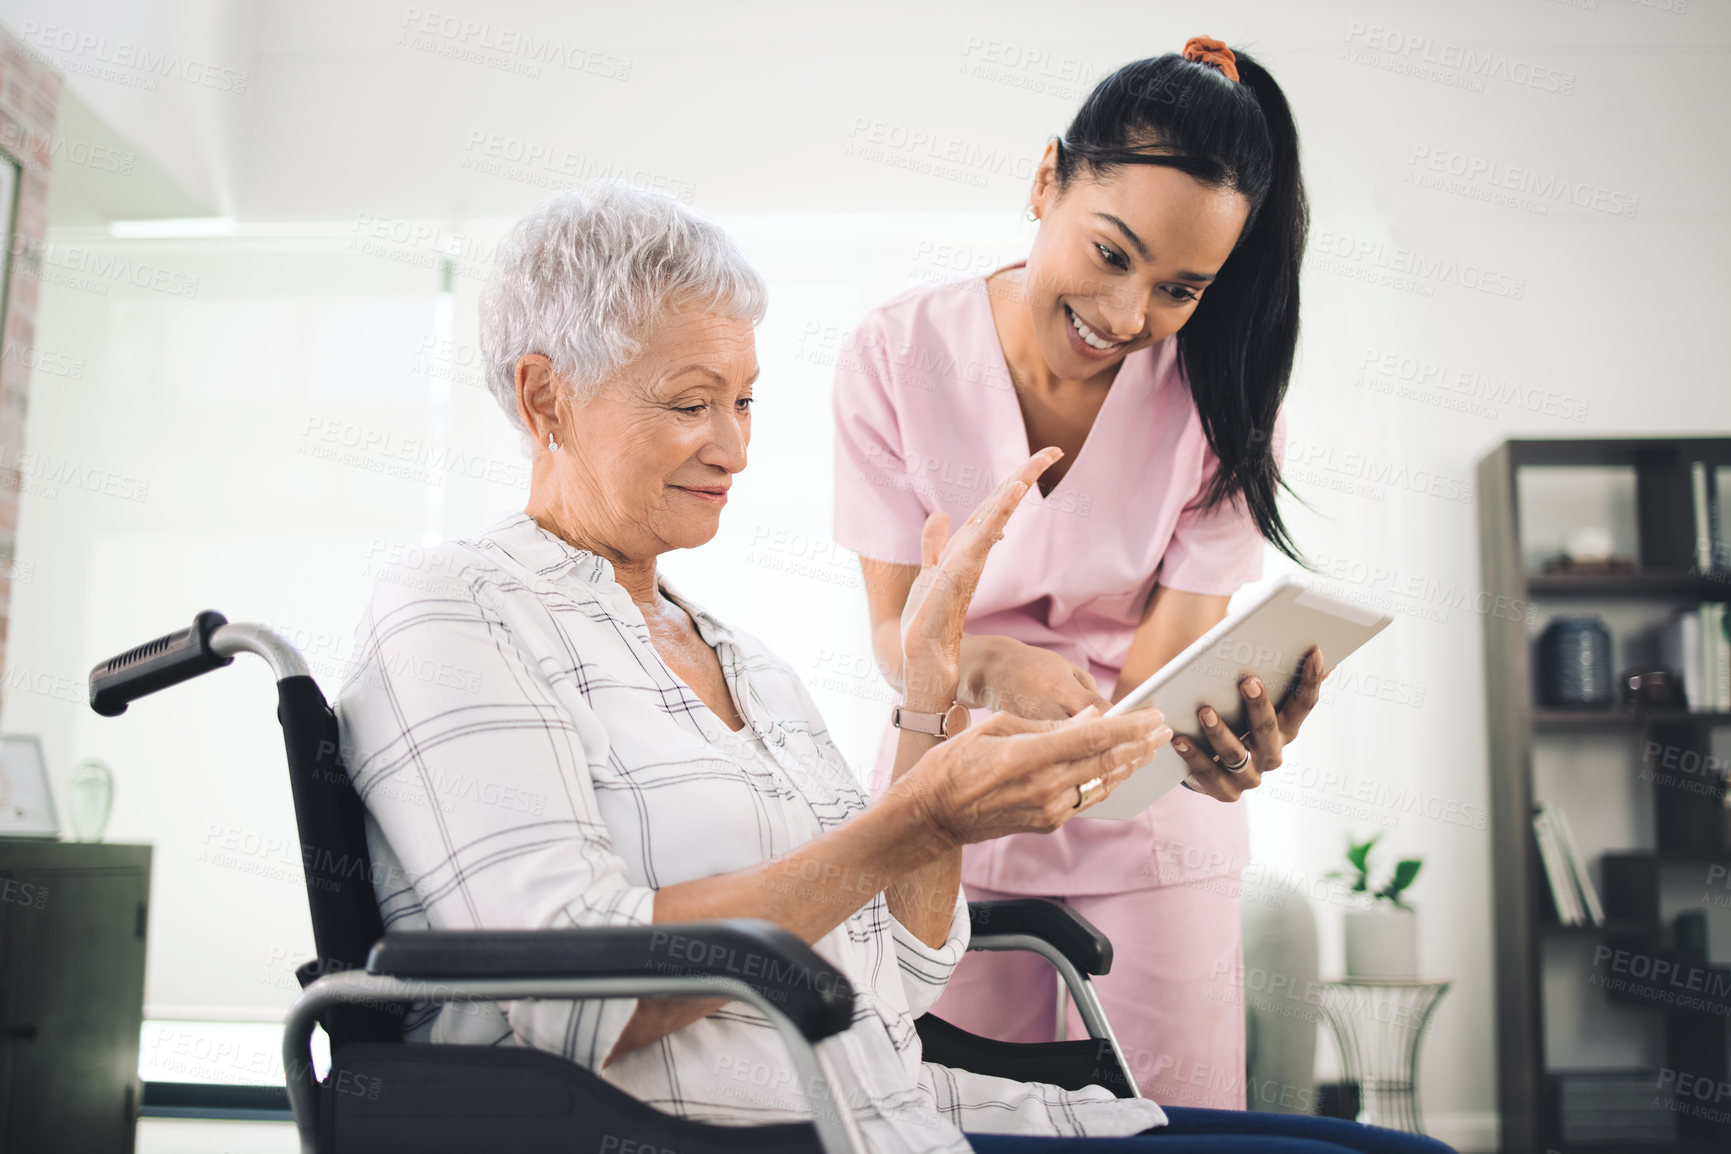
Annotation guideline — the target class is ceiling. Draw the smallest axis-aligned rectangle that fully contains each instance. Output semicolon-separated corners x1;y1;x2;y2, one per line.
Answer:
12;0;1730;231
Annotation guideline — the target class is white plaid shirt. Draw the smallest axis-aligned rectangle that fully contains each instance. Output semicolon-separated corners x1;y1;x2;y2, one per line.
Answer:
334;512;1166;1150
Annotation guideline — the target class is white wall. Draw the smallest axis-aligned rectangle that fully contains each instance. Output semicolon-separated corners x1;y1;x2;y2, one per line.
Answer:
2;0;256;217
5;2;1731;1149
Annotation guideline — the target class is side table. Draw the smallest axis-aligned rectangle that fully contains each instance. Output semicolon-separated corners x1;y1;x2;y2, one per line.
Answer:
1317;978;1449;1133
0;840;152;1153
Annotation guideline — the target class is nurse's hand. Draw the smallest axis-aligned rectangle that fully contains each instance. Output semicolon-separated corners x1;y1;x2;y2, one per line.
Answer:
963;636;1112;720
1173;646;1326;802
899;448;1062;706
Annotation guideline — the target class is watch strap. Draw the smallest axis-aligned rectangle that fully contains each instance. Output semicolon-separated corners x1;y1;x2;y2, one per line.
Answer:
891;702;967;740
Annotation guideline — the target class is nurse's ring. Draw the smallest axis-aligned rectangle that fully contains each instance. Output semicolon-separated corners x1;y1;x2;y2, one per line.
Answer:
1074;776;1106;808
1220;749;1252;773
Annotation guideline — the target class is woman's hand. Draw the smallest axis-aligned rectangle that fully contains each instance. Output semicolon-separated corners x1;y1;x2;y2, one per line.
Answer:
962;635;1112;720
890;705;1174;847
1173;646;1326;802
898;447;1063;705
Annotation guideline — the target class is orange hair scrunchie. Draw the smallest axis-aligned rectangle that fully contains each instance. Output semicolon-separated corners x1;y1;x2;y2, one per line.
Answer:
1182;35;1239;83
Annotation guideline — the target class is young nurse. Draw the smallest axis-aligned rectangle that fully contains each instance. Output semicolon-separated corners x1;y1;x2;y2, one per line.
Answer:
831;39;1319;1107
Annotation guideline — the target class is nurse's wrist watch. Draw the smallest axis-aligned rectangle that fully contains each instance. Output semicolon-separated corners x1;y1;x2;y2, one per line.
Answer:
891;701;970;740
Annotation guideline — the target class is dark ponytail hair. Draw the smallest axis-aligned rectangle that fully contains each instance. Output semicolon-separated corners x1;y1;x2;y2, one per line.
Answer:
1055;48;1306;561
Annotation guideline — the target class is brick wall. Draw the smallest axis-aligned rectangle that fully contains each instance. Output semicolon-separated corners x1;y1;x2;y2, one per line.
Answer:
0;28;60;674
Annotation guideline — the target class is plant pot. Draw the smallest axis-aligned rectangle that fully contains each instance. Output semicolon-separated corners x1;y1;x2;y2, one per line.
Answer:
1344;905;1418;979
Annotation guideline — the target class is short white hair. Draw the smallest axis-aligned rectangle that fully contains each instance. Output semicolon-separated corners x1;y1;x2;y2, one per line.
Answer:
479;182;767;439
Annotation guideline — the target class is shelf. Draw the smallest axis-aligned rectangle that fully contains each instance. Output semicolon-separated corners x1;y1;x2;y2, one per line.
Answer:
1534;710;1731;730
1506;437;1731;468
1654;850;1731;867
1543;1138;1728;1154
1525;572;1731;599
1541;919;1656;937
1603;961;1731;1015
1600;849;1731;868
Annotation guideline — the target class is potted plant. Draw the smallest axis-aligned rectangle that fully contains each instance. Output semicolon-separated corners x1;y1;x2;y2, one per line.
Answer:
1328;834;1423;979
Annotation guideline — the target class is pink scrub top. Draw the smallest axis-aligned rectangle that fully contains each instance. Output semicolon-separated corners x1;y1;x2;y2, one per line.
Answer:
831;270;1275;896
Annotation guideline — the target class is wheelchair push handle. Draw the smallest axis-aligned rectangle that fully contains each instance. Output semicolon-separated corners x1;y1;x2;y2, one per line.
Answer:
89;609;235;716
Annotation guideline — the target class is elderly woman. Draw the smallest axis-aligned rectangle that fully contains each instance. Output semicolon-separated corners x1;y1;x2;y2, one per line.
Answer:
334;184;1451;1154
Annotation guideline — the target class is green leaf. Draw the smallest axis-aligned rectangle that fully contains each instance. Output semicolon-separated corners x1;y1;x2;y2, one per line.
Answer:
1345;835;1379;875
1377;858;1423;904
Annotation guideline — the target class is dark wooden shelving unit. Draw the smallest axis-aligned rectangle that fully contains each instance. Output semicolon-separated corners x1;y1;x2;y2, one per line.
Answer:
1478;437;1731;1153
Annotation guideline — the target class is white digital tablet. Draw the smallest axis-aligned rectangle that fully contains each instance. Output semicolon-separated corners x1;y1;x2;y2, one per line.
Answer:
1082;576;1393;821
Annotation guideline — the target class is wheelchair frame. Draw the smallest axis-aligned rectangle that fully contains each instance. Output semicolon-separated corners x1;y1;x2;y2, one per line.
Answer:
90;612;1139;1154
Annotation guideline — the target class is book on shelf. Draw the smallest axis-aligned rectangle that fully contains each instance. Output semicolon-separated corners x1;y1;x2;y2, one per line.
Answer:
1654;603;1731;712
1709;602;1730;712
1692;460;1730;573
1534;804;1586;925
1717;465;1731;570
1555;1070;1677;1143
1547;806;1605;926
1691;462;1712;572
1689;456;1731;570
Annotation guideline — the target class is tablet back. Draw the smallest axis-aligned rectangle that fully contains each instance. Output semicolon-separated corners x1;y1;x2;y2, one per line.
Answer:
1085;578;1392;821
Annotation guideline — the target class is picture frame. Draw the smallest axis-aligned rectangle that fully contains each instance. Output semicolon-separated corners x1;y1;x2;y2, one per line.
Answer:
0;733;60;838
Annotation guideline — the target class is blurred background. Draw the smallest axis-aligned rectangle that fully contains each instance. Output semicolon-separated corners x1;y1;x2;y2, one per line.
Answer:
0;2;1726;1151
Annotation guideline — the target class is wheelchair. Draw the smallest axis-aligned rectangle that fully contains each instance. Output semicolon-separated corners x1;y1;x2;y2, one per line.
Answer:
90;610;1144;1154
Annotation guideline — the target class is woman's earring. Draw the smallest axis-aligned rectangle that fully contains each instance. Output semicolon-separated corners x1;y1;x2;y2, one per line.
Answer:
547;431;559;452
1025;205;1039;222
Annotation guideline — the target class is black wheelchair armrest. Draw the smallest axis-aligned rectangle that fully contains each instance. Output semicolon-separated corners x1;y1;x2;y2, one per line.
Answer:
968;898;1112;976
365;917;855;1041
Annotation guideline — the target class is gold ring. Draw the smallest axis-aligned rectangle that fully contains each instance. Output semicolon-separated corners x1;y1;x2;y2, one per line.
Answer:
1073;776;1106;808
